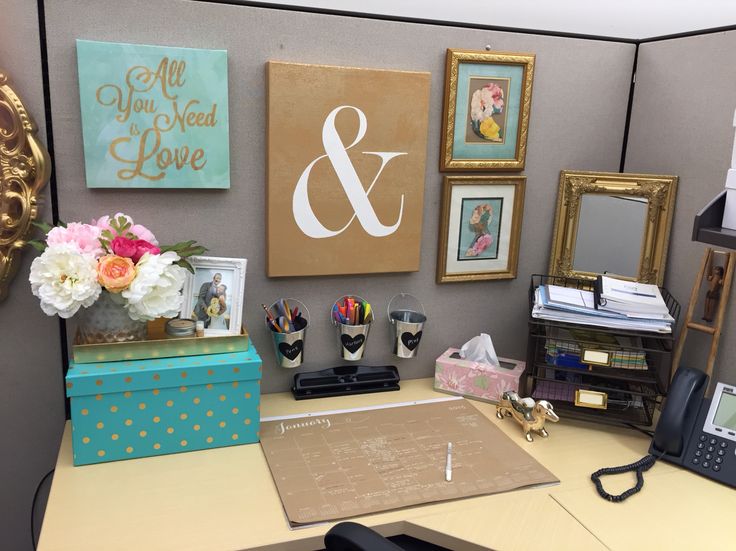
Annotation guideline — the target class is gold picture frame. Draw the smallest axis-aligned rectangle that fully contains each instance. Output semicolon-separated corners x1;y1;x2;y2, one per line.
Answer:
0;71;51;302
440;49;535;171
549;171;678;286
437;175;525;283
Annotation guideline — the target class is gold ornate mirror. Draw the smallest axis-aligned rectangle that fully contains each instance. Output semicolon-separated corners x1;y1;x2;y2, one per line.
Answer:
0;71;51;302
549;171;677;286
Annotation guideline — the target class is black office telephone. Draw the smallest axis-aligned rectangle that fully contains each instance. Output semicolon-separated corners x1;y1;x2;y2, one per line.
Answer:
592;366;736;501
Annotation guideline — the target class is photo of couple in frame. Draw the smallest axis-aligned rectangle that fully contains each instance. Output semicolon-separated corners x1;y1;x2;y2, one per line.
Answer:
180;256;247;336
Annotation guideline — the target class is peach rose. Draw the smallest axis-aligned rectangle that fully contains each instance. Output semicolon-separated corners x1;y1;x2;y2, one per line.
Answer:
97;255;136;293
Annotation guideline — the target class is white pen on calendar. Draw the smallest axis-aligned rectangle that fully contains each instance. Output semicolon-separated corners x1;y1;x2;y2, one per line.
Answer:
445;442;453;482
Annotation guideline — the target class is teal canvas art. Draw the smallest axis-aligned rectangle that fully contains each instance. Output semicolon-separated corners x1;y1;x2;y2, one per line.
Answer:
77;40;230;188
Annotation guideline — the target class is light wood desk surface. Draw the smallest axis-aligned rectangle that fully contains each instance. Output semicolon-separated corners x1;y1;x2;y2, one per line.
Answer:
38;379;734;551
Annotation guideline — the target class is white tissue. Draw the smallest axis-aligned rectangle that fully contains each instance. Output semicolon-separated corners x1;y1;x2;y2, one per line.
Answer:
459;333;500;367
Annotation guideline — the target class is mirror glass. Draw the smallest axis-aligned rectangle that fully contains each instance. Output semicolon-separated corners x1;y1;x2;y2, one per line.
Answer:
573;194;648;278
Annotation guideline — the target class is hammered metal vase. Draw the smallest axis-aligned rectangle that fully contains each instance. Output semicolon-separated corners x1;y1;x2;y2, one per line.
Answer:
78;291;147;344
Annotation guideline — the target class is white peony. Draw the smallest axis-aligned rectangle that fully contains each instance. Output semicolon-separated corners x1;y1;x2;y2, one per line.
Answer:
29;243;102;318
122;251;186;321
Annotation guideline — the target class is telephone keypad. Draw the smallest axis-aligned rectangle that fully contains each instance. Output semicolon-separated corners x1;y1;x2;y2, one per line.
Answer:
690;432;734;478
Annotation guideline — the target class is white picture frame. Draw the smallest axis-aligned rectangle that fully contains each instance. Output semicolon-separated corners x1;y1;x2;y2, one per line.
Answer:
180;256;247;336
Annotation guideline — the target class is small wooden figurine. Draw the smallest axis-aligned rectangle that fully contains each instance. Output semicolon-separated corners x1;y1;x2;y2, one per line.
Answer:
703;265;724;323
496;390;559;442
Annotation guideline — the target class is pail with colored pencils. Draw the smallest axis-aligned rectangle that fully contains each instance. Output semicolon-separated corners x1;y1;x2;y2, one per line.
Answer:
388;293;426;359
331;295;372;361
264;298;308;369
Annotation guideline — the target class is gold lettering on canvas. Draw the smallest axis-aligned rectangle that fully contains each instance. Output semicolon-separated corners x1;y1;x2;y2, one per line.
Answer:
95;57;217;181
267;62;431;277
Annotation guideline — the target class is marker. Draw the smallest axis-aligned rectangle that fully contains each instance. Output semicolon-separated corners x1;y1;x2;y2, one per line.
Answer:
445;442;453;482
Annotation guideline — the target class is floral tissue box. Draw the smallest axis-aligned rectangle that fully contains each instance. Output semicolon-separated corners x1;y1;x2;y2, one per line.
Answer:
434;347;525;404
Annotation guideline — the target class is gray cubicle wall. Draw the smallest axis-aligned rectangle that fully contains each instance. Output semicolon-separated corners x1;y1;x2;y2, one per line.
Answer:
43;0;635;394
625;30;736;384
0;2;66;550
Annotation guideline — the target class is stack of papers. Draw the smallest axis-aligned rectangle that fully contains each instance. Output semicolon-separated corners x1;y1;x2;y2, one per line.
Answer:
533;281;673;333
598;276;671;317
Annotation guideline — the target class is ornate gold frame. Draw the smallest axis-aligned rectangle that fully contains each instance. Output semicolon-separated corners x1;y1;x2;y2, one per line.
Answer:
549;171;678;286
437;175;525;283
440;49;535;171
0;71;51;301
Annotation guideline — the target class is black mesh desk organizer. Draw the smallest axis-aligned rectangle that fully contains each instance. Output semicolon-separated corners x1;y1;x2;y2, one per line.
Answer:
525;274;680;427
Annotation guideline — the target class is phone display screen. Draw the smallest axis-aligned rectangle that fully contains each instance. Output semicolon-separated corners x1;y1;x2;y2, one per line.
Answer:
713;390;736;431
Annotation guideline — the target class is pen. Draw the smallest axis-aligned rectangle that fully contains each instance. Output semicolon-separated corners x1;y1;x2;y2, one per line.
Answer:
445;442;452;482
262;304;275;321
269;319;283;333
284;299;292;321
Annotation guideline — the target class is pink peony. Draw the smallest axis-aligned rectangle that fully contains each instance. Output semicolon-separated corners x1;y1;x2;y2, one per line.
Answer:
93;213;158;245
111;236;161;263
46;222;104;257
484;83;504;111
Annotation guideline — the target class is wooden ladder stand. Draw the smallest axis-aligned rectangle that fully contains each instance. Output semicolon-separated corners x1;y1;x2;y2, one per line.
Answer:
671;247;736;381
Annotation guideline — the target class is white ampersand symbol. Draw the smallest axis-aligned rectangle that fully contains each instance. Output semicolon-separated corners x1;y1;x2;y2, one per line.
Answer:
292;105;407;238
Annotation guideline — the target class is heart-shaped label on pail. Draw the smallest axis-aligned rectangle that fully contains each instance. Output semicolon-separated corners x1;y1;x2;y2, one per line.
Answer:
278;340;303;361
341;334;365;354
401;331;423;351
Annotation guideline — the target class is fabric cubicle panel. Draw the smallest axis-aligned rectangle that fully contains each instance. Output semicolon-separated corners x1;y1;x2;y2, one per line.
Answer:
43;0;635;393
0;2;66;551
625;31;736;384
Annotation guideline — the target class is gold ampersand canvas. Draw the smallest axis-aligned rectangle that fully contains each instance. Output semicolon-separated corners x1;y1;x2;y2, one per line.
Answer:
76;40;230;188
267;61;430;277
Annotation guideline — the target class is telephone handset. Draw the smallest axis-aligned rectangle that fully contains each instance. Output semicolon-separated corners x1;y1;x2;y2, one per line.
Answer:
592;367;736;501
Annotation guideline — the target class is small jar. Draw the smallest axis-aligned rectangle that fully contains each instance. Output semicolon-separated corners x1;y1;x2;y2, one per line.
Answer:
195;321;205;337
165;318;196;339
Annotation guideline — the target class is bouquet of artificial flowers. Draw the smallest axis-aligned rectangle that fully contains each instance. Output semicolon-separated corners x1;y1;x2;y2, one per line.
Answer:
29;213;205;320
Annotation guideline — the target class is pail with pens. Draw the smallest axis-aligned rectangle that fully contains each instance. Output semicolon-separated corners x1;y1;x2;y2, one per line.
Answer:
331;295;372;361
264;298;309;369
388;293;426;359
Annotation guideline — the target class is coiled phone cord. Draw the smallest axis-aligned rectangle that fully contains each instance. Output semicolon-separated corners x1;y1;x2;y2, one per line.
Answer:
590;453;660;502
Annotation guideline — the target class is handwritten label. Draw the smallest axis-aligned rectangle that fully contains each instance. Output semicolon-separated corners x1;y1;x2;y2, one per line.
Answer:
77;40;229;188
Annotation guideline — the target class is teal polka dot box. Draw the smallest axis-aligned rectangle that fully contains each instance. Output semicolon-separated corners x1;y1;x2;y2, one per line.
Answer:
65;346;262;466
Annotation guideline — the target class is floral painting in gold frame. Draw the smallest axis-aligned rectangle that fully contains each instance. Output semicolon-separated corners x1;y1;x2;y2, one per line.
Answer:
440;49;535;171
437;176;525;283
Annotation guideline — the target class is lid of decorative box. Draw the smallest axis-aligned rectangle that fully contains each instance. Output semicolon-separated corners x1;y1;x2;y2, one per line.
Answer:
66;347;261;398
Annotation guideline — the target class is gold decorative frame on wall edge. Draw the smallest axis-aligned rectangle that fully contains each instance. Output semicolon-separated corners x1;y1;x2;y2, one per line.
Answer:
548;170;678;286
440;49;535;172
0;71;51;302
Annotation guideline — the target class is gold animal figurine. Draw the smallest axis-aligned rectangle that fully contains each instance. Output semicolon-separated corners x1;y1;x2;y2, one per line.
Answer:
496;390;559;442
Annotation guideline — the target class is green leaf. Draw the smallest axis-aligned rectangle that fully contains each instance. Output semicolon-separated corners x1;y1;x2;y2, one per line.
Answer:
178;246;207;258
58;220;67;228
175;258;195;273
101;229;115;240
31;220;54;234
27;240;47;252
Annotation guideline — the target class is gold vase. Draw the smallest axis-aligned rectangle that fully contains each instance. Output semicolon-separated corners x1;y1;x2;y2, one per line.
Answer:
78;291;147;344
